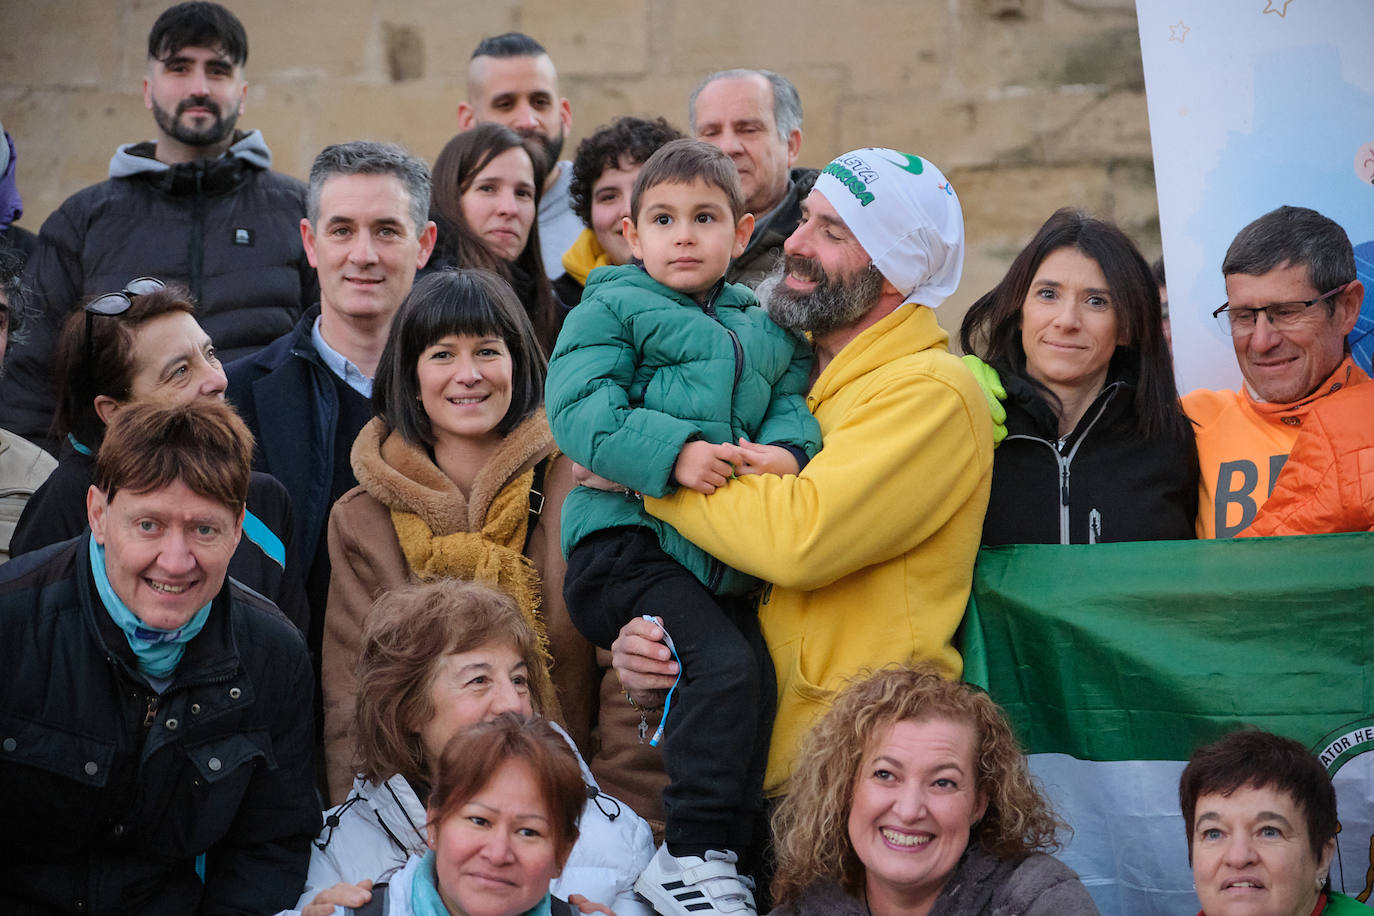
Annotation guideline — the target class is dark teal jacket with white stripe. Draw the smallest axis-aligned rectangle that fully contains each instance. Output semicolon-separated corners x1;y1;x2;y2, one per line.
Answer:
546;264;820;595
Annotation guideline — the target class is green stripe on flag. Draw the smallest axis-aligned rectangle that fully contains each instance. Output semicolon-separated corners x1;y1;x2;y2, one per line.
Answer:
962;532;1374;762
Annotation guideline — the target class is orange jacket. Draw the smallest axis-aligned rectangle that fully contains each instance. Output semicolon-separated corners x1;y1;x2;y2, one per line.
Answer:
1241;381;1374;536
1182;357;1369;538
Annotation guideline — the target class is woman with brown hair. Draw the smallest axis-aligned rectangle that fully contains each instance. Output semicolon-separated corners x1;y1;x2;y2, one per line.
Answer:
769;666;1097;916
428;124;563;355
299;580;653;916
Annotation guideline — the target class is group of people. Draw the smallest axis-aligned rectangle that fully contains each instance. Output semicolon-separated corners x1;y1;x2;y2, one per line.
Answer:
0;2;1370;915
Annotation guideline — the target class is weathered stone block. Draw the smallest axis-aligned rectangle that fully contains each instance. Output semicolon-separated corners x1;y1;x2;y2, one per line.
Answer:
0;2;124;88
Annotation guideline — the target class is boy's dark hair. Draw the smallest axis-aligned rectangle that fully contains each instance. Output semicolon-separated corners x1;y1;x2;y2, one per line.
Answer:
630;138;746;223
471;32;547;60
1179;729;1338;862
147;2;248;66
570;117;684;229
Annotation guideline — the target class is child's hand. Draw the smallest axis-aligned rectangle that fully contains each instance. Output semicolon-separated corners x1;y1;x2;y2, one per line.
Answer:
735;438;800;477
673;440;743;493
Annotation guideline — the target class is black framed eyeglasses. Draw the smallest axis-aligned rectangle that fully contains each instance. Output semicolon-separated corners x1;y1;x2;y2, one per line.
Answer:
84;277;167;365
1212;282;1349;337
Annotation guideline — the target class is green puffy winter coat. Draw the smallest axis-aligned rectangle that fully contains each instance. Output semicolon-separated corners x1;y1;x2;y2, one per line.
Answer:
546;264;820;594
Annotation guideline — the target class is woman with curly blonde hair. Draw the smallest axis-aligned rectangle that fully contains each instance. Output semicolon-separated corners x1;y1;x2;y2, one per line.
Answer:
770;666;1097;916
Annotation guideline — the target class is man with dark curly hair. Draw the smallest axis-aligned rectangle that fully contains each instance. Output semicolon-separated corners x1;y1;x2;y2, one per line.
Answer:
554;116;683;305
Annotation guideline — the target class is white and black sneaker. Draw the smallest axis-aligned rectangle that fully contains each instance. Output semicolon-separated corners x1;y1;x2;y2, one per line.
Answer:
634;845;757;915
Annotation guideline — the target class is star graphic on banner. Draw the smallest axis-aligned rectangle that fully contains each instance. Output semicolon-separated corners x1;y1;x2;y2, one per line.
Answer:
1169;20;1190;43
1262;0;1294;17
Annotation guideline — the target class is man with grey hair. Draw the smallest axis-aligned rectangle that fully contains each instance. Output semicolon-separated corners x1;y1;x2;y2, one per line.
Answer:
0;1;315;451
690;69;818;287
227;140;435;623
1183;204;1367;538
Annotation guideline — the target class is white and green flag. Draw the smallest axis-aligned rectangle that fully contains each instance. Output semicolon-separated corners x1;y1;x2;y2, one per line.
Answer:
964;533;1374;916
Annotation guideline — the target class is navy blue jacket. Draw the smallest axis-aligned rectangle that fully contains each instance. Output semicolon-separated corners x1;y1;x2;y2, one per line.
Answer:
0;535;319;914
225;309;345;576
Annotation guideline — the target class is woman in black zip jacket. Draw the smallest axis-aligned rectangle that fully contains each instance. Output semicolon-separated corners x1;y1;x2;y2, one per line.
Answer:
960;209;1198;545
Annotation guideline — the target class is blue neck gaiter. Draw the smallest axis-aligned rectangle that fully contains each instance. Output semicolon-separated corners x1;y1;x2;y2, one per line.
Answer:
409;849;553;916
89;536;212;679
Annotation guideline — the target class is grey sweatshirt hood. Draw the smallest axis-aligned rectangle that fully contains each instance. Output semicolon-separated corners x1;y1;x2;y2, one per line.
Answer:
108;128;272;178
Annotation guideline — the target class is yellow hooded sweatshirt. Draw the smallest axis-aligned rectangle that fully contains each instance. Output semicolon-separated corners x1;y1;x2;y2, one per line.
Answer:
647;303;993;795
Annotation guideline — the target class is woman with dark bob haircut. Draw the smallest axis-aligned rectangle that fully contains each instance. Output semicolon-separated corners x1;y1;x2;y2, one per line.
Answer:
770;666;1097;916
1180;730;1362;916
321;269;593;804
554;116;684;306
428;124;562;355
297;581;653;915
960;208;1198;545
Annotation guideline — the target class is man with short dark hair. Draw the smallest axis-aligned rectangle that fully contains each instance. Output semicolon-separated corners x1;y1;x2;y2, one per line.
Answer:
1183;205;1368;537
0;1;315;451
457;32;580;279
0;399;318;913
227;140;435;623
689;69;818;287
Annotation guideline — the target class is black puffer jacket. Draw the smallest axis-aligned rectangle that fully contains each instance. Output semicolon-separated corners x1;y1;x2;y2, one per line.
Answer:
0;130;315;448
980;368;1199;546
0;534;319;915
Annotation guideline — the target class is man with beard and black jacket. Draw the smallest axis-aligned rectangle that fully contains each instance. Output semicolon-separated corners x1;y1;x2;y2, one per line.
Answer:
0;2;314;452
689;69;820;289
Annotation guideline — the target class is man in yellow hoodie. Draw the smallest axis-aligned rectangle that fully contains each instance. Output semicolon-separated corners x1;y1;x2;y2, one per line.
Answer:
609;148;994;799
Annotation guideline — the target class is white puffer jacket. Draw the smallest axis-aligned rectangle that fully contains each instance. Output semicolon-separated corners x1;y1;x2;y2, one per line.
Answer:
293;724;654;915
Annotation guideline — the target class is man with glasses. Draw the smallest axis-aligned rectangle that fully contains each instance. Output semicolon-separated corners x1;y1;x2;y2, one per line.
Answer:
1184;205;1367;538
0;1;315;451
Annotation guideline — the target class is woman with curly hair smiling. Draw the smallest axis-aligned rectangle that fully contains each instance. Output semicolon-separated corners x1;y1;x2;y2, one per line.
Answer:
769;666;1097;916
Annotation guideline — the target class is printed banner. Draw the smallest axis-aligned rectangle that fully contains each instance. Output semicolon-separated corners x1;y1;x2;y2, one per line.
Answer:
963;533;1374;916
1135;0;1374;393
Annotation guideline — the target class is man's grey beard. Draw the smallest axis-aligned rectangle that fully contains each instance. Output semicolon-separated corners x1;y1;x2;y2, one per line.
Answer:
760;256;885;335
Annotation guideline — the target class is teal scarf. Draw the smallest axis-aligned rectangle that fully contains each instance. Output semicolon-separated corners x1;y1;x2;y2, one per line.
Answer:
410;850;553;916
90;537;212;678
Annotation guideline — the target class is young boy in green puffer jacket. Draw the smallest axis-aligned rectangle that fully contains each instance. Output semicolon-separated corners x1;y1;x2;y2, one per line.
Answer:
545;138;819;916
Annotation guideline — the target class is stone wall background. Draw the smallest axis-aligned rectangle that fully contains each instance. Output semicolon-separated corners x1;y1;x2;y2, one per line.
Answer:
0;0;1159;339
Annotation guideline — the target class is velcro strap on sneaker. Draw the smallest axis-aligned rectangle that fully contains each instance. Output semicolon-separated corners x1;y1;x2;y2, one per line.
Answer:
678;858;745;886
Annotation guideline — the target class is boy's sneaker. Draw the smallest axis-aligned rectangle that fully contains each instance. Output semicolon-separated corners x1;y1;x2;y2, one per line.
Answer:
634;845;757;916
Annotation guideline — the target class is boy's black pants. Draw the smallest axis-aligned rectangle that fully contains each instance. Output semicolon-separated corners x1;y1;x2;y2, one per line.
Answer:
564;526;775;856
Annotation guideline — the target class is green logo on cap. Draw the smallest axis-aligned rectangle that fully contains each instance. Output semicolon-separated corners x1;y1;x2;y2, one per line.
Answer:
876;151;924;176
822;162;876;207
